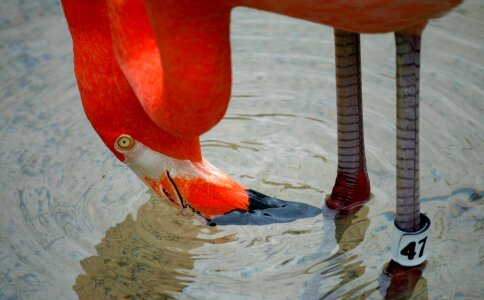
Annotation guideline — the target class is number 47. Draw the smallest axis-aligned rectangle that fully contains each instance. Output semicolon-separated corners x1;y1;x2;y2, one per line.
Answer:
400;237;427;260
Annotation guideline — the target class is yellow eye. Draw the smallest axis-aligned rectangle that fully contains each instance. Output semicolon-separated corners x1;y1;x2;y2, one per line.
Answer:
115;134;135;150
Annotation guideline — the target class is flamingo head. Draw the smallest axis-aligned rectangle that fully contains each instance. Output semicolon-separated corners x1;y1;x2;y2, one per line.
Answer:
108;132;251;220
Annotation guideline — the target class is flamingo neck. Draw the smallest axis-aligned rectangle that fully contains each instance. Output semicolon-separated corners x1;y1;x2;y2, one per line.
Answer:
61;0;202;162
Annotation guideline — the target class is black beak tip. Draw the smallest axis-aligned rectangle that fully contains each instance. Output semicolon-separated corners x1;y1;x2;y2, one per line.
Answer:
210;189;322;226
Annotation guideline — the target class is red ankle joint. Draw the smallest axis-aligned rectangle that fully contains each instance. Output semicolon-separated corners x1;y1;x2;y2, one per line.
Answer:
326;167;370;212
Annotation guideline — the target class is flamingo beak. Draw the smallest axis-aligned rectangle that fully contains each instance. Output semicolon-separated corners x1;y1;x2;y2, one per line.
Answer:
211;189;322;226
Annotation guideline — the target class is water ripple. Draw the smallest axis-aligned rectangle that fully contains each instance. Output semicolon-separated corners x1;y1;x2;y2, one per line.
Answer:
1;0;483;299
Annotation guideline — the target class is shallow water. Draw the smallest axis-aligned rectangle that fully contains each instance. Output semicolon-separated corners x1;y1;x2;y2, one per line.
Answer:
0;0;483;299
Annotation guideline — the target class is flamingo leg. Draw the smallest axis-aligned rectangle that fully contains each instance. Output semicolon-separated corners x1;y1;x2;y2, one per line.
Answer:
380;33;424;295
395;33;421;231
327;30;370;211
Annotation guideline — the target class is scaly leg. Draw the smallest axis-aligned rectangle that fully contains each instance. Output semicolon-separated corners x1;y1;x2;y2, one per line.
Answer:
327;30;370;211
395;33;421;231
381;33;424;298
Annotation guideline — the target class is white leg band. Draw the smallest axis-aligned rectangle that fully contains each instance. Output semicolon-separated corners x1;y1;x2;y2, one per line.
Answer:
391;214;431;267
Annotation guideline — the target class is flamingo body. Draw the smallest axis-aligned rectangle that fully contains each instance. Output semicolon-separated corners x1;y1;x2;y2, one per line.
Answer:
108;0;462;139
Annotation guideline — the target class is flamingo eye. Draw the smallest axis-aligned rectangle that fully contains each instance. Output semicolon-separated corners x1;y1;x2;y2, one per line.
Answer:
115;134;135;151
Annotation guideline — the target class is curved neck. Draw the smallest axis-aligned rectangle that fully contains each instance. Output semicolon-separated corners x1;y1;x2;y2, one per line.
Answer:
61;0;203;162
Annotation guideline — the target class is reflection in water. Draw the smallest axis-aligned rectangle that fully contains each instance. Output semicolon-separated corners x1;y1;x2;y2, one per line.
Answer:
319;206;372;299
301;205;372;299
333;206;370;255
74;195;232;299
380;261;428;300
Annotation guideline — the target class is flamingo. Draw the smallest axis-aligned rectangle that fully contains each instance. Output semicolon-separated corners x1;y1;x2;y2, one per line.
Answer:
60;0;462;225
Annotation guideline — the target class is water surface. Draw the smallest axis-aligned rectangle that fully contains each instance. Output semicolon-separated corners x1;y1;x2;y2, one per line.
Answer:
0;0;483;299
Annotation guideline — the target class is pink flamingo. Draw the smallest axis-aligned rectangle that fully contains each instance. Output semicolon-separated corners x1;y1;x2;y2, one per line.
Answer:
61;0;462;226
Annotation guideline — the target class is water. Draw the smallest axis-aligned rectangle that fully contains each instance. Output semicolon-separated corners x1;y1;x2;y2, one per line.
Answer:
0;0;483;299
